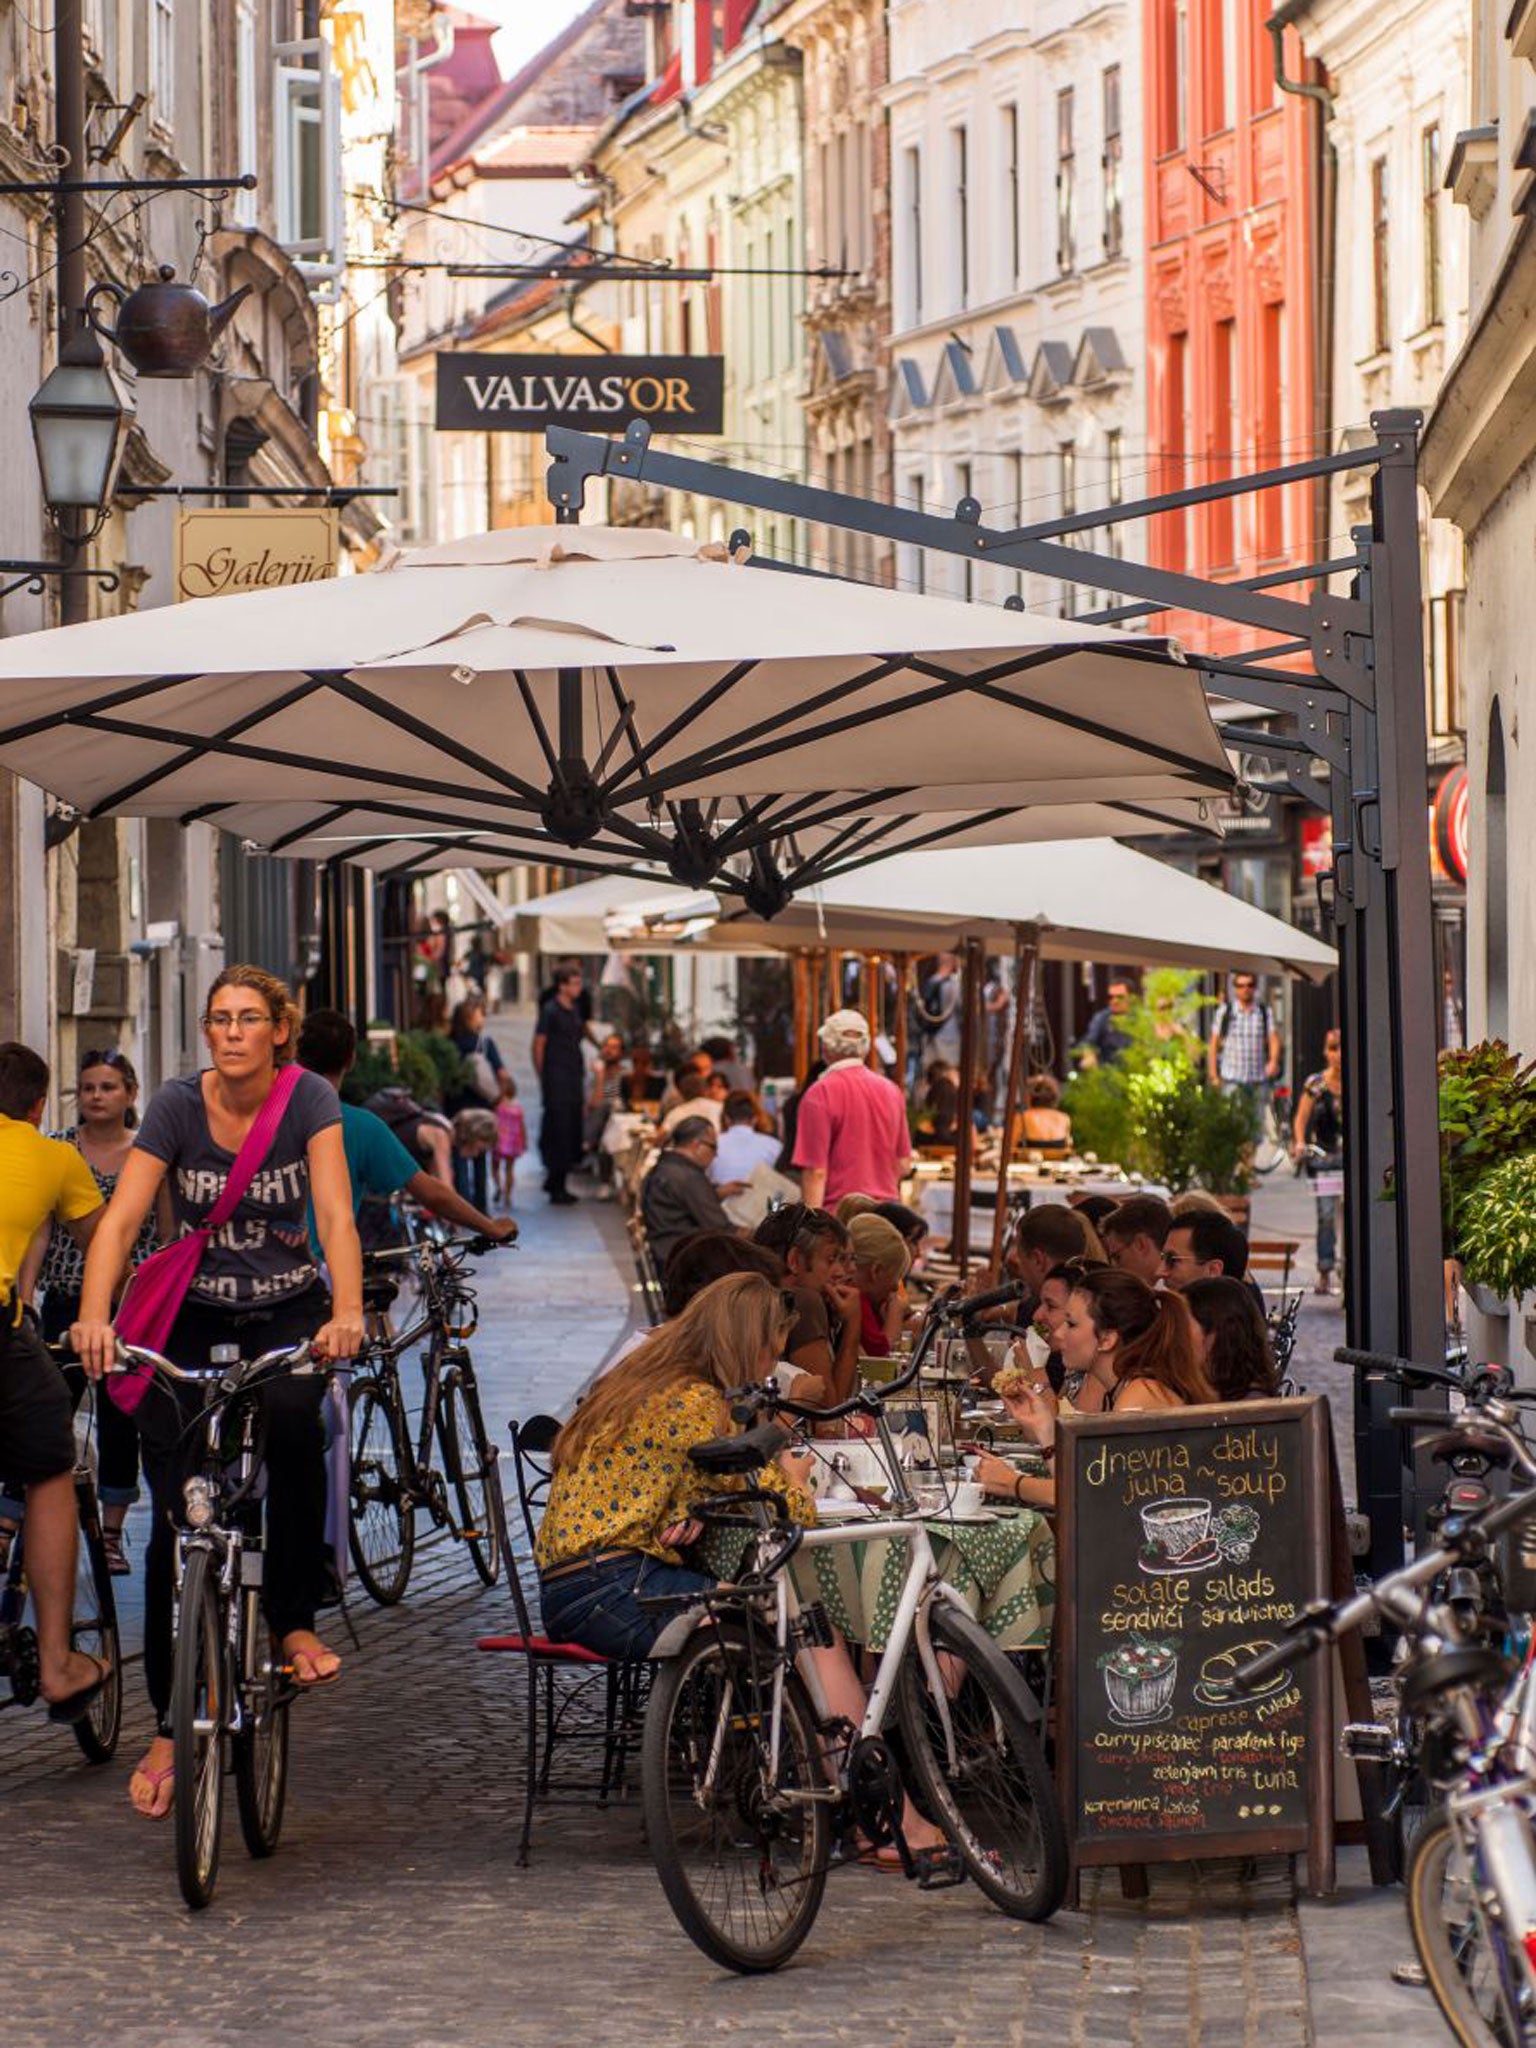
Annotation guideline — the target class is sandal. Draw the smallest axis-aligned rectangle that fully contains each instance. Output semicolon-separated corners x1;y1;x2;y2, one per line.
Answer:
0;1520;16;1574
45;1652;112;1725
129;1758;175;1820
102;1526;130;1576
282;1633;342;1687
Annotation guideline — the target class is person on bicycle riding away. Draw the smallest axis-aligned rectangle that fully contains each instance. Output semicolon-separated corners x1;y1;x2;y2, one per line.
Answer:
72;966;364;1821
294;1009;518;1253
1207;970;1281;1110
537;1271;953;1868
0;1041;114;1723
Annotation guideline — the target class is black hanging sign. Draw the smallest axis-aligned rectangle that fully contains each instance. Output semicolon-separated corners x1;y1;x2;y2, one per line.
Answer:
1055;1397;1337;1895
435;353;725;434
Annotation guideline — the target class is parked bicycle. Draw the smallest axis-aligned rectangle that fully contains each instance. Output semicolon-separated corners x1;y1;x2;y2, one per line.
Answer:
347;1233;510;1605
114;1336;325;1910
0;1396;121;1763
640;1286;1068;1974
1235;1392;1536;2047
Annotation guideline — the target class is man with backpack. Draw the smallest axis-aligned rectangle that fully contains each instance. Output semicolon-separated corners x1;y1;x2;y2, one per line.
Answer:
1207;971;1282;1105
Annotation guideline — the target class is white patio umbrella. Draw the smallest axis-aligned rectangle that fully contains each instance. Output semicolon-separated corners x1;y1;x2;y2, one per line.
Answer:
515;841;1337;984
0;524;1234;891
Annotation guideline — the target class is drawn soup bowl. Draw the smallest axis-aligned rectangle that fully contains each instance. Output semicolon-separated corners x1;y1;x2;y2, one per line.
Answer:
1139;1496;1213;1564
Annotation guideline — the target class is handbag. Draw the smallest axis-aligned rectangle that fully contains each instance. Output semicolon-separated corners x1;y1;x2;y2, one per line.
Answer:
108;1064;304;1414
464;1038;500;1104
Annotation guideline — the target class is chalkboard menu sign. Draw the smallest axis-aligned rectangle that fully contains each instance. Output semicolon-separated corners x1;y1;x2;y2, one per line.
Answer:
1055;1398;1334;1894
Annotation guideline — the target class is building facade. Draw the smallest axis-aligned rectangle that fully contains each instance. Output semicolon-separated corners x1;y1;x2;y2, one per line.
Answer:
884;0;1145;616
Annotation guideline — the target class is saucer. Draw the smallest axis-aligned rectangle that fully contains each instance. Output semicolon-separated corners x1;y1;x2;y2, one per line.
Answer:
1138;1537;1221;1576
1107;1702;1174;1728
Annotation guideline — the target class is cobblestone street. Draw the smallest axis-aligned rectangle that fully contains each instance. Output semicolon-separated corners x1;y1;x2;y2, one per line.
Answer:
4;1140;1446;2046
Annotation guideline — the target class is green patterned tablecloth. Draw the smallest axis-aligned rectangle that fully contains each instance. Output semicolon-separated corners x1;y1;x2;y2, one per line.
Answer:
697;1510;1055;1654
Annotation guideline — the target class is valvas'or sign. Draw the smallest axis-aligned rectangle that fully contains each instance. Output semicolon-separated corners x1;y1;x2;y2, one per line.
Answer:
435;353;725;434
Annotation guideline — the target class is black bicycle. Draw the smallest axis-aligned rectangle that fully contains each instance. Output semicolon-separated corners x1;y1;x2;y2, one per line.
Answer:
0;1420;121;1764
114;1336;325;1910
348;1233;509;1605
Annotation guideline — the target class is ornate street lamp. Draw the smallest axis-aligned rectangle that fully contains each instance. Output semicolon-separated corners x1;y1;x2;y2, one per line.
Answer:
29;313;134;539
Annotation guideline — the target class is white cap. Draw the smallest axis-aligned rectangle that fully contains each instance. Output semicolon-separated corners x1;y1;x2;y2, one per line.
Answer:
819;1008;871;1060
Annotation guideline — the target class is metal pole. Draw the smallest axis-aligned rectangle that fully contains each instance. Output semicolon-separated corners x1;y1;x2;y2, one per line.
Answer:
951;938;984;1277
893;953;911;1102
990;925;1038;1273
792;952;810;1082
55;0;89;628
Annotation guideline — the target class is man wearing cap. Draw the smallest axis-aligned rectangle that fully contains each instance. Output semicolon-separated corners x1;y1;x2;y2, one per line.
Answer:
792;1010;912;1209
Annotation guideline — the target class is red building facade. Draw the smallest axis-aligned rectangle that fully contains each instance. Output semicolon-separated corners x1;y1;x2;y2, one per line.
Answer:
1143;0;1318;645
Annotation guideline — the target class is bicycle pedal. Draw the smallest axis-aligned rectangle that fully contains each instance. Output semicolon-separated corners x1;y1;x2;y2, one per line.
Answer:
912;1847;968;1891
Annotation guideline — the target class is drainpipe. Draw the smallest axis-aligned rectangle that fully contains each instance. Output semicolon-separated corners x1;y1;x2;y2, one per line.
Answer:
1267;5;1336;569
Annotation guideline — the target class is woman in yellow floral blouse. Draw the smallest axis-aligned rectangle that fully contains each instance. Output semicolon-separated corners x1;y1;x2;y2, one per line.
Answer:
537;1274;813;1657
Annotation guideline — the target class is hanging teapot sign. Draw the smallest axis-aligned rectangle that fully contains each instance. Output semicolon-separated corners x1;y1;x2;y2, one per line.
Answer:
87;265;251;379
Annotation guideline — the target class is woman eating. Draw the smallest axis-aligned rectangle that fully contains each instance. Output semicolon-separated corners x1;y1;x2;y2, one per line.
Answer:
846;1212;912;1358
536;1271;953;1869
973;1269;1215;1509
71;965;363;1820
1182;1276;1280;1401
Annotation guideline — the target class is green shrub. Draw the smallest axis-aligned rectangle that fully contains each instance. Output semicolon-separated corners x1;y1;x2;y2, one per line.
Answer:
1438;1042;1536;1253
1457;1154;1536;1300
339;1026;464;1109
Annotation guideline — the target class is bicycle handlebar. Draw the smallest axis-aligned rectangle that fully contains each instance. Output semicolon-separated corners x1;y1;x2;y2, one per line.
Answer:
113;1337;319;1385
1336;1344;1466;1390
362;1231;513;1268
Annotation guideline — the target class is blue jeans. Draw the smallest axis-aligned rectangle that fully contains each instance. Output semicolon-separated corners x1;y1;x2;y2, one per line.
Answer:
539;1552;713;1659
1311;1152;1343;1271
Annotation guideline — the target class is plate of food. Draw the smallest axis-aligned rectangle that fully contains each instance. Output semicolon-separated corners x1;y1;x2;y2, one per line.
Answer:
1193;1641;1290;1705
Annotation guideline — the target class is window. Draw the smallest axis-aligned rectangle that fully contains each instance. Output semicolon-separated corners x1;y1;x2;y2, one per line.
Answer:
1103;67;1124;258
818;140;832;267
1010;448;1025;597
150;0;175;128
1055;89;1076;274
1207;0;1237;132
1156;0;1188;152
84;0;119;88
958;461;974;600
234;0;258;224
783;218;795;365
1370;155;1390;353
1058;443;1077;614
1210;318;1237;564
275;36;344;283
1160;331;1189;566
905;145;923;323
1004;105;1021;288
836;129;849;268
953;126;970;308
1105;428;1124;559
909;472;926;593
1428;588;1465;737
764;228;775;373
1257;301;1285;557
1422;124;1443;326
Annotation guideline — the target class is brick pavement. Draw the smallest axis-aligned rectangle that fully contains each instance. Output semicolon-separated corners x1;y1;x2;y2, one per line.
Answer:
2;1131;1449;2046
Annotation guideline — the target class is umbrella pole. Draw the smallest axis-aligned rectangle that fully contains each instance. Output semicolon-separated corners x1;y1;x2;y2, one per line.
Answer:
792;952;810;1081
952;937;984;1278
894;953;911;1100
864;953;881;1064
990;924;1040;1274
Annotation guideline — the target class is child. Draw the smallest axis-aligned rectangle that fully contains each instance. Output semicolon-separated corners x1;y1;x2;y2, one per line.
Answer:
493;1072;527;1207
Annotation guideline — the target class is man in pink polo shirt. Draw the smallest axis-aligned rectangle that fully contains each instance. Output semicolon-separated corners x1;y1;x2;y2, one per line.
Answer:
793;1009;912;1207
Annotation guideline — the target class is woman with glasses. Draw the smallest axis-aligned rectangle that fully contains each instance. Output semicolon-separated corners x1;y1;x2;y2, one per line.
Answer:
6;1050;163;1575
71;965;363;1820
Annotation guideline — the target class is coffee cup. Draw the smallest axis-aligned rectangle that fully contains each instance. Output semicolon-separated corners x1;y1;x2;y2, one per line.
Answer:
950;1480;985;1516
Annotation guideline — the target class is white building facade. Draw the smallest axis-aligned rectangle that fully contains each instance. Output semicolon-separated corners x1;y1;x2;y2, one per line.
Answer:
883;0;1144;614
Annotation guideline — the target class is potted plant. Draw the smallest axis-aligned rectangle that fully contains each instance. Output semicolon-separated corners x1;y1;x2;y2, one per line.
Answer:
1457;1156;1536;1307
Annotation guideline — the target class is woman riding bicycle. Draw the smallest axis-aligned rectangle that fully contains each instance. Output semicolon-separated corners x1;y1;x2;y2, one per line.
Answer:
537;1271;952;1866
72;966;363;1820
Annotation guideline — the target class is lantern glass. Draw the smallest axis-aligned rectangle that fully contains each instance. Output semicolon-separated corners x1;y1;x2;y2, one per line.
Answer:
29;350;134;517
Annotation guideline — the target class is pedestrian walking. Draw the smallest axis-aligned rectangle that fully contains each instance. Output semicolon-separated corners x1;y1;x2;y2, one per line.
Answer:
9;1049;161;1575
533;962;587;1205
1207;970;1282;1107
1292;1027;1344;1295
493;1075;527;1209
71;965;363;1820
914;954;963;1068
792;1009;912;1208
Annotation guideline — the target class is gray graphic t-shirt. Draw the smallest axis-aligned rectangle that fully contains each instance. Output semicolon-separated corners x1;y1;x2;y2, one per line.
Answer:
133;1069;341;1307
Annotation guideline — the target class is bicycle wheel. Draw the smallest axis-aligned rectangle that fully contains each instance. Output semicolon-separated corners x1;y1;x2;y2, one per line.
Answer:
896;1602;1067;1921
233;1621;290;1859
438;1366;500;1587
171;1547;227;1910
70;1479;121;1764
348;1374;416;1606
1406;1818;1526;2048
642;1620;830;1975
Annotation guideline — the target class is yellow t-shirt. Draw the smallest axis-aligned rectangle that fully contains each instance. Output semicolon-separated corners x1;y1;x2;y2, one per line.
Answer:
536;1378;812;1570
0;1113;103;1305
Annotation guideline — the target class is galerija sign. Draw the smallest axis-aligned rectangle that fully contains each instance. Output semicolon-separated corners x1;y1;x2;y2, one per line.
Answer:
173;508;339;601
435;353;725;434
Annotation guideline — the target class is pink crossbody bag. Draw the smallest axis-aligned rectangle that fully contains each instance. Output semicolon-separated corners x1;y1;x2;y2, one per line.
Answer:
108;1065;303;1414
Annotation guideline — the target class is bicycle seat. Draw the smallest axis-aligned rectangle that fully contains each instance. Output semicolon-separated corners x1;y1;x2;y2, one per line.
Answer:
688;1420;791;1476
1426;1428;1516;1467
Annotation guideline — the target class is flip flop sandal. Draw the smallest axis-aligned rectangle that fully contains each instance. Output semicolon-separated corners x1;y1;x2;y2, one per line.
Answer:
284;1645;342;1687
45;1654;112;1725
102;1527;130;1575
129;1762;175;1819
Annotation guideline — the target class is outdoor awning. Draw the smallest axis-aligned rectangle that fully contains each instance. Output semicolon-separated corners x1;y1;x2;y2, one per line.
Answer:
515;841;1338;984
0;523;1234;894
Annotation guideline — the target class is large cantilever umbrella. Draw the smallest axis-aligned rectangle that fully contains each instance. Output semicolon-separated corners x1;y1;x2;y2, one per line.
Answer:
0;524;1234;899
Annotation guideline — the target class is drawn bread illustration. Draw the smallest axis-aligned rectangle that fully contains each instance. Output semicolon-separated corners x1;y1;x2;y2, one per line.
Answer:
1200;1641;1284;1698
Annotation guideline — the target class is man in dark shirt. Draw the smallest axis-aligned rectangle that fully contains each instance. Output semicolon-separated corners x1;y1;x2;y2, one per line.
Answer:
1078;975;1134;1065
641;1117;733;1272
533;963;587;1206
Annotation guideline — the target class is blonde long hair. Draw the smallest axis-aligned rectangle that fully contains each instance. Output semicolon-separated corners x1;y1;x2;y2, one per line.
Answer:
552;1273;792;1471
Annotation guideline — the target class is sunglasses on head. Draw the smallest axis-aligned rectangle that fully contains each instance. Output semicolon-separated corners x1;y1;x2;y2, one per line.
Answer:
79;1050;132;1074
